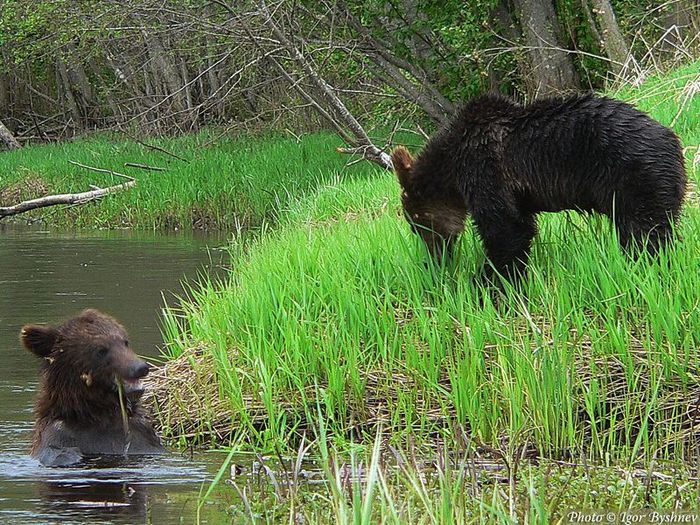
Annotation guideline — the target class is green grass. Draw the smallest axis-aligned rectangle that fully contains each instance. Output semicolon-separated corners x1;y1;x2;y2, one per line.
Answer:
161;195;700;459
0;131;378;229
159;59;700;458
150;60;700;521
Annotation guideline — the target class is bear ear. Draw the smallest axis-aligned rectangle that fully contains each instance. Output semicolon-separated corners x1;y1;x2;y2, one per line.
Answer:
80;308;102;320
20;325;59;358
391;146;414;190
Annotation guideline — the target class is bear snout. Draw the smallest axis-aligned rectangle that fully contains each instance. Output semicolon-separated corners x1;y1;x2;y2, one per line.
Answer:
129;360;151;379
114;357;150;396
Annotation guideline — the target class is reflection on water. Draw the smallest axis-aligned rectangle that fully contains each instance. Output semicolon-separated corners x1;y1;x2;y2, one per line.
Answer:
0;224;230;524
1;453;209;524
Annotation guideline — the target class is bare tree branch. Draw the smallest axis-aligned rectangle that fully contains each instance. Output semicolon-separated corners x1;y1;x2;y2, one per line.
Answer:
338;3;453;123
0;164;136;219
266;55;355;144
124;162;166;171
257;2;392;169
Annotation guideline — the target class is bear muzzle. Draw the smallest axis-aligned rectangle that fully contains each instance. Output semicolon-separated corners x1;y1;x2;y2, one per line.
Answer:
116;360;151;396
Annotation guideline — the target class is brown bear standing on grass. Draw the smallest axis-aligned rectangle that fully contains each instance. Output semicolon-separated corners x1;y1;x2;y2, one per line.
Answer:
21;309;164;467
392;94;687;280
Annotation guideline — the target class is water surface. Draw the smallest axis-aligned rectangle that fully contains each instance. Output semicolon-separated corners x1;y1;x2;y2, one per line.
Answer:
0;224;231;524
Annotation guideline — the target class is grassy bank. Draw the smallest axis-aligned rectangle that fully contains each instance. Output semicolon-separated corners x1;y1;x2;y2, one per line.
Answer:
0;131;379;229
157;60;700;453
150;60;700;521
201;429;700;524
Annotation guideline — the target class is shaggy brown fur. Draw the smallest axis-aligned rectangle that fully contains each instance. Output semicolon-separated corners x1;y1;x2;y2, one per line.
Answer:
21;309;164;466
393;94;687;279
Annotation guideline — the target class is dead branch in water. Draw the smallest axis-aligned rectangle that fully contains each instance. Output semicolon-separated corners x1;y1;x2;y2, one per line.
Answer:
0;162;136;219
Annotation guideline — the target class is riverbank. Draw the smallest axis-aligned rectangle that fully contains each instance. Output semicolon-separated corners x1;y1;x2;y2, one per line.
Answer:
147;61;700;521
0;131;382;230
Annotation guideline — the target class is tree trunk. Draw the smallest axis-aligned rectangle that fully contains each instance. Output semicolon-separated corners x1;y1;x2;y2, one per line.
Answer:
490;0;528;92
512;0;579;95
144;33;187;123
65;59;99;123
589;0;631;77
178;55;196;127
0;119;21;150
0;72;9;114
56;58;82;126
205;46;224;119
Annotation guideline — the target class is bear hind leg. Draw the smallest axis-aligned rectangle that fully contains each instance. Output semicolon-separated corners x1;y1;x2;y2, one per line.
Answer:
611;170;684;256
614;211;678;256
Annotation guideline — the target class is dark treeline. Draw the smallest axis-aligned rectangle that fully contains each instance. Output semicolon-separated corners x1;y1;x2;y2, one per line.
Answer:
0;0;698;158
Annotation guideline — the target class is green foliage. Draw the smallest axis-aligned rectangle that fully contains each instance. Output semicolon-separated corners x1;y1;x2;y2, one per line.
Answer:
0;0;86;65
347;0;516;101
1;1;60;64
612;0;673;50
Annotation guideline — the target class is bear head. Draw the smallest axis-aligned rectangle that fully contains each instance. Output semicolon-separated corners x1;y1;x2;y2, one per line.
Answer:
392;146;467;260
20;309;151;423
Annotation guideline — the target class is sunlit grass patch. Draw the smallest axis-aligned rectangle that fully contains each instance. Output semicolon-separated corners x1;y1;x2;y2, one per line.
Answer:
157;201;699;455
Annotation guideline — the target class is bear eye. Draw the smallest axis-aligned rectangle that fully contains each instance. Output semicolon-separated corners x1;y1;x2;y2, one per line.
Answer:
123;339;129;347
97;346;109;357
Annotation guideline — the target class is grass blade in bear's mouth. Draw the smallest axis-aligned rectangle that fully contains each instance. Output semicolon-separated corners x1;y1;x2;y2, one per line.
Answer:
116;380;130;435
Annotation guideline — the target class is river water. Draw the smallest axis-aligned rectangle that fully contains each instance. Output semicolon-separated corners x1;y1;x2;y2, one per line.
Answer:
0;224;231;524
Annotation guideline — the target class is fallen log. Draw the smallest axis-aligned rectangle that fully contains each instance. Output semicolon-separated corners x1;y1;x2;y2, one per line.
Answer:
0;162;135;219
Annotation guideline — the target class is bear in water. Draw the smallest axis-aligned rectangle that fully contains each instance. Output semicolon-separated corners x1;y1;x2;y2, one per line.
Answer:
392;94;686;279
21;309;164;466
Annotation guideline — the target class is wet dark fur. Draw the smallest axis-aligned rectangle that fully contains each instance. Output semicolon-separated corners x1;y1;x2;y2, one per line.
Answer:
21;309;164;466
393;94;687;279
